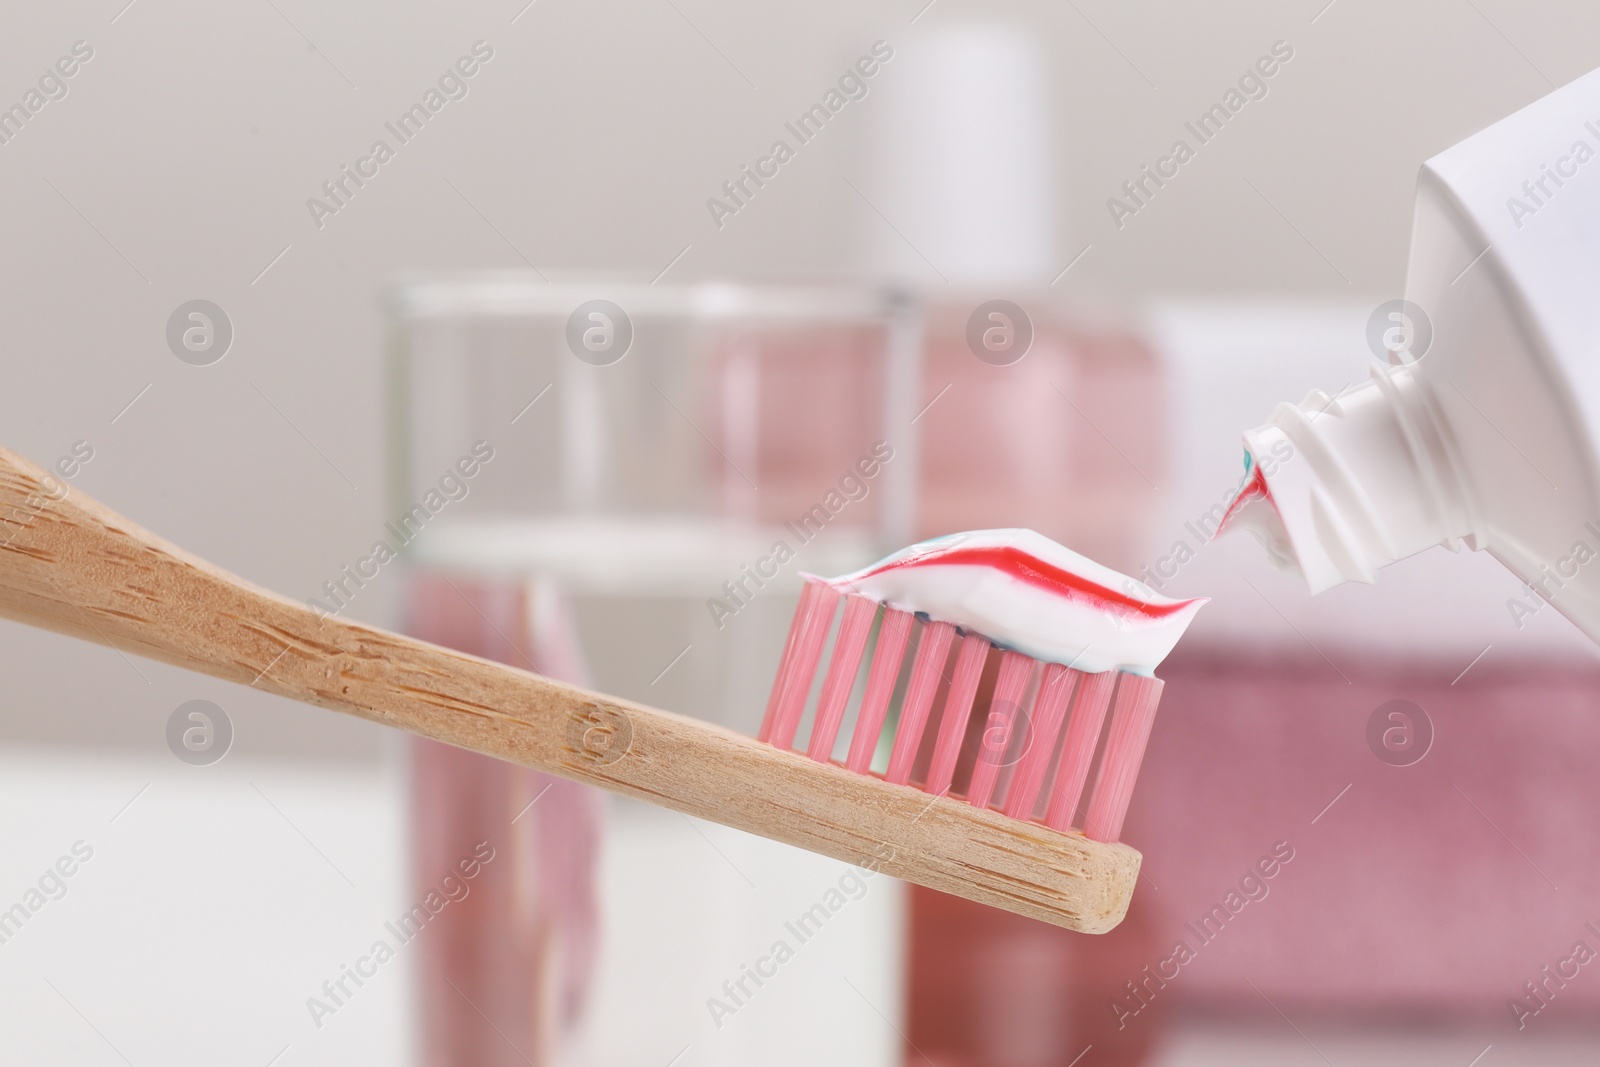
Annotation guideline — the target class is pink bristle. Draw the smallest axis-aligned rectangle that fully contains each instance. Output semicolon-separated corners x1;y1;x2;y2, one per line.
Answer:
806;595;877;762
965;650;1033;809
758;578;840;748
1083;674;1164;843
923;633;990;795
885;620;956;785
1001;663;1079;820
1042;670;1117;832
844;607;914;773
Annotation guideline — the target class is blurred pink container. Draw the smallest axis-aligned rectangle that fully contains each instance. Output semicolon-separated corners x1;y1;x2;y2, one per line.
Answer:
1139;646;1600;1026
902;300;1172;1067
706;295;1164;565
915;299;1165;568
404;573;601;1067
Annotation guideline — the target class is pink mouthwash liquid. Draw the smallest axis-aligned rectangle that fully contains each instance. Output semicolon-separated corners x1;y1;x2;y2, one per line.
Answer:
404;571;600;1067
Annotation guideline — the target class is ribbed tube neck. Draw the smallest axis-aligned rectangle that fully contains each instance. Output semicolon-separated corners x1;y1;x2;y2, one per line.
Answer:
1235;361;1484;593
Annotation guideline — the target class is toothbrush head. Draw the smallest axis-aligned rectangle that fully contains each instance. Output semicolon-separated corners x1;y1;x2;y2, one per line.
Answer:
758;529;1203;930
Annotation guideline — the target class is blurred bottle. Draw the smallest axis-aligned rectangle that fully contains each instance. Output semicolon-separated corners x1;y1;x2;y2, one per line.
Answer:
859;22;1164;564
916;299;1164;572
903;617;1169;1067
860;24;1058;289
910;883;1167;1067
859;22;1169;1065
405;574;600;1067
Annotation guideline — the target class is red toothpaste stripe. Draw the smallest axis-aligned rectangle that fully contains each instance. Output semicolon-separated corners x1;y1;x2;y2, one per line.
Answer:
1215;462;1276;538
842;543;1201;621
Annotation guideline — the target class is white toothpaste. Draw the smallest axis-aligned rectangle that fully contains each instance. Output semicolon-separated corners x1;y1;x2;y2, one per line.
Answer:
818;529;1205;675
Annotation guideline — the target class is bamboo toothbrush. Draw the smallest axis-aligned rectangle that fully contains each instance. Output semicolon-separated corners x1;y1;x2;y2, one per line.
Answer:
0;445;1195;933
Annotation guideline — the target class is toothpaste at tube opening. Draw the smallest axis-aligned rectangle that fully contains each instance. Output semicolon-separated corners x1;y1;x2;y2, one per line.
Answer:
817;529;1206;676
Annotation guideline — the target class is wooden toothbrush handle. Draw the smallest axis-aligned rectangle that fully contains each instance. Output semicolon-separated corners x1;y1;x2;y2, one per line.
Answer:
0;445;1139;932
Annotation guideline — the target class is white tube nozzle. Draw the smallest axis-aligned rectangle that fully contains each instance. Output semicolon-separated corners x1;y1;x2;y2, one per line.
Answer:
1235;362;1481;593
1228;63;1600;647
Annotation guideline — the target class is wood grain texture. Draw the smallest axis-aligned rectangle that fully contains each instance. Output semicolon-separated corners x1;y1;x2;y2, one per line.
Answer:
0;446;1139;932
